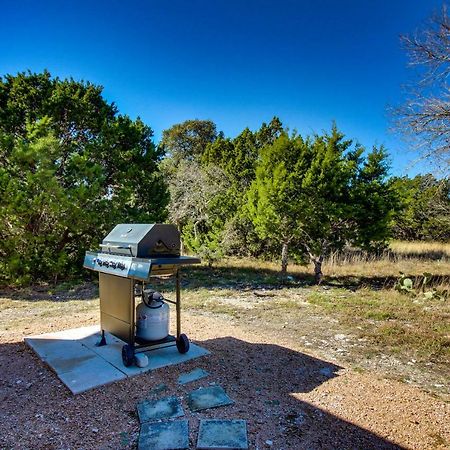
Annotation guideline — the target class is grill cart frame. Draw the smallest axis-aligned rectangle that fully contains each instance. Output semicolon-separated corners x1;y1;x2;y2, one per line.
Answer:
83;224;200;367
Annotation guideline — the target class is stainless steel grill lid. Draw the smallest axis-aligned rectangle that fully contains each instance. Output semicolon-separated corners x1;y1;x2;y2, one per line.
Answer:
100;224;180;258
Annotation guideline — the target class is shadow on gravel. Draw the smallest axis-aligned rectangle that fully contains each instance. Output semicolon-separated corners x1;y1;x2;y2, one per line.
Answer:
0;282;98;302
199;336;405;449
1;335;409;449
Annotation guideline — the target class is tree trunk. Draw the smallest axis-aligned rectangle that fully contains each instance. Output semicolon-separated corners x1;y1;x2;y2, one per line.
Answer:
281;242;289;274
313;255;324;284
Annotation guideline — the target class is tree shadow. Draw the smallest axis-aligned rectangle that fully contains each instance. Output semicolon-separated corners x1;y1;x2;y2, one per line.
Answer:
195;336;407;449
0;282;98;302
178;265;449;293
325;273;450;291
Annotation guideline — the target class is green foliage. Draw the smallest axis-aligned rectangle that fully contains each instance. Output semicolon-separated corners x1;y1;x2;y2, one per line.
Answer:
390;175;450;242
395;273;414;294
160;119;218;164
395;272;445;299
246;125;396;275
182;222;223;267
0;71;168;284
200;117;284;258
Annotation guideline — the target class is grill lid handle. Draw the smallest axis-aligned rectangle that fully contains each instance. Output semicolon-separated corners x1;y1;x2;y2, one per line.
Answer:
99;243;134;256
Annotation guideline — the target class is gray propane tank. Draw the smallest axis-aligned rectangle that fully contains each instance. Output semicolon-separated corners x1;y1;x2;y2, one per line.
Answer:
136;289;170;341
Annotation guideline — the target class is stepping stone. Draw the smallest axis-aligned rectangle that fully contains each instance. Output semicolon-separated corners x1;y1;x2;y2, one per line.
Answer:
138;420;189;450
150;383;168;395
137;396;184;423
197;419;248;449
187;385;233;412
178;368;209;385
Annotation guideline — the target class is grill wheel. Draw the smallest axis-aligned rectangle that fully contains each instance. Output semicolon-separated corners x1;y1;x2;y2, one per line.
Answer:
176;334;190;354
122;344;135;367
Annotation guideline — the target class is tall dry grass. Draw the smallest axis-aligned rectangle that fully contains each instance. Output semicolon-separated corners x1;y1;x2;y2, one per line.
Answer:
390;240;450;258
324;241;450;279
213;241;450;290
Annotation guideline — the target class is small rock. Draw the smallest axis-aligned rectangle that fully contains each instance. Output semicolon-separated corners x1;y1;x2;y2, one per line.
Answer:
265;440;273;446
92;428;99;433
134;353;149;368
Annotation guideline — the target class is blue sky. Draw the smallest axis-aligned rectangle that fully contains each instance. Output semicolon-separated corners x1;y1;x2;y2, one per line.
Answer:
0;0;444;176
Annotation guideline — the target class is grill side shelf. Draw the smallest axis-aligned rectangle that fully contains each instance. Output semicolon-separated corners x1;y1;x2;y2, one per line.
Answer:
84;252;200;281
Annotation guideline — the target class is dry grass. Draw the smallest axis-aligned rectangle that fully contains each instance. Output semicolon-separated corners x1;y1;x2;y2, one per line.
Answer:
390;240;450;258
321;242;450;291
200;241;450;292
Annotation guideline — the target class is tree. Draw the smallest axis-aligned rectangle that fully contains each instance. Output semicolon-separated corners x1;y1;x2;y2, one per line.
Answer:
396;6;450;175
390;175;450;241
166;160;230;265
246;126;396;282
0;71;168;284
160;119;218;164
201;118;285;258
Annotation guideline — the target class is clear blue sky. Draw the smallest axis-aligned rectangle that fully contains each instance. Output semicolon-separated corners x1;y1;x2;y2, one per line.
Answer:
0;0;444;176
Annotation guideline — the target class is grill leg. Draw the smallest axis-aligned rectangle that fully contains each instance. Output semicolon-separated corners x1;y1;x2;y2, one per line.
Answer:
176;269;181;339
96;330;107;347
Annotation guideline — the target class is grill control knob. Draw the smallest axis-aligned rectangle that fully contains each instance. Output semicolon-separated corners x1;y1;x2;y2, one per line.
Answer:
110;261;117;269
97;259;103;266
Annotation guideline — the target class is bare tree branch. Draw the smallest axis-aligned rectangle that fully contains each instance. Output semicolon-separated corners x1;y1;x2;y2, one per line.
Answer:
394;5;450;176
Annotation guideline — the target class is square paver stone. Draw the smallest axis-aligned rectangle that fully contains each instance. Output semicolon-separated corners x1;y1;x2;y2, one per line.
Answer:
138;420;189;450
137;396;184;423
177;368;209;385
197;419;248;449
187;385;234;412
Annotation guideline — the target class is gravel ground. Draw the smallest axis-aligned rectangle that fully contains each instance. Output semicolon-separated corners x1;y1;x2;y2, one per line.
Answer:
0;309;449;450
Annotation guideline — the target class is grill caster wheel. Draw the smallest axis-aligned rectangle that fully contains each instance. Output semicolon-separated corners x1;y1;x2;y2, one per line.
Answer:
176;334;190;354
122;344;135;367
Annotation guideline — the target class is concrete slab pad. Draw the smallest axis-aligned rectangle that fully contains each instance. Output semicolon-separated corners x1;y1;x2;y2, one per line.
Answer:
187;386;234;412
81;329;210;375
143;344;210;371
25;326;210;394
58;357;126;394
25;337;89;362
137;396;184;423
197;419;248;449
138;420;189;450
178;368;209;385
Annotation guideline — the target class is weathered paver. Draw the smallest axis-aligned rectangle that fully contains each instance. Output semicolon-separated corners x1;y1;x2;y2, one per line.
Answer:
187;385;234;412
138;420;189;450
197;419;248;449
137;396;184;423
178;368;209;385
57;357;126;394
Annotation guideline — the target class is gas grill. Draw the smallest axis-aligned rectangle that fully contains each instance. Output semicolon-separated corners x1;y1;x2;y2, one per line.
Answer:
84;224;200;367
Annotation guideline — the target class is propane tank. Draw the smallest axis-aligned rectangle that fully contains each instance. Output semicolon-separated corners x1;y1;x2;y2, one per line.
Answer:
136;289;170;341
